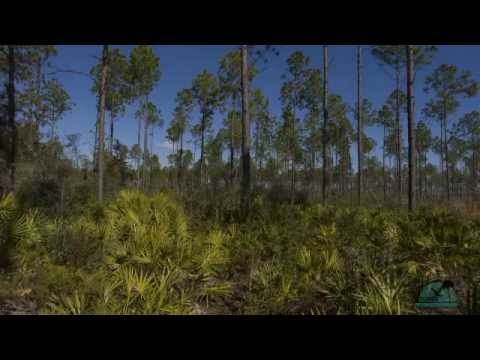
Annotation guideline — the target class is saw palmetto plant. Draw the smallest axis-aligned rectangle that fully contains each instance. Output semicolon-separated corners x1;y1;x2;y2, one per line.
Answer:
2;190;479;315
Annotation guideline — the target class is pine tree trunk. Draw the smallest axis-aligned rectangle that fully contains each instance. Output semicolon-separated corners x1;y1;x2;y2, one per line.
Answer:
29;54;46;176
96;45;109;203
322;45;329;205
290;108;296;204
383;124;387;203
241;45;251;216
406;45;416;211
149;126;154;191
357;46;363;205
178;132;184;193
472;136;477;199
439;115;444;199
93;115;98;176
230;134;235;186
230;97;236;187
7;46;16;192
143;110;149;190
444;105;451;202
424;154;428;200
418;153;423;201
255;111;260;189
109;111;115;155
33;56;42;155
136;102;143;190
395;66;402;205
311;150;316;192
200;112;205;186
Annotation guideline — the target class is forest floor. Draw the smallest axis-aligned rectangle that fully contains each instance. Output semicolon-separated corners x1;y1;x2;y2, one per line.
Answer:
0;276;37;315
0;298;37;315
0;294;37;315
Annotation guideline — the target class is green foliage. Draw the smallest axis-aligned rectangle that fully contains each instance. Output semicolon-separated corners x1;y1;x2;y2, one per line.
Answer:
127;46;161;99
3;190;480;315
90;47;131;116
371;45;437;74
192;70;221;115
16;178;60;214
43;79;73;127
354;270;407;315
136;101;162;128
423;64;479;132
0;193;44;268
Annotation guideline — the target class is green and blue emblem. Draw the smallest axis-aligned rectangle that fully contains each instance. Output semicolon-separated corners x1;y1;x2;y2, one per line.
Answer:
416;280;458;309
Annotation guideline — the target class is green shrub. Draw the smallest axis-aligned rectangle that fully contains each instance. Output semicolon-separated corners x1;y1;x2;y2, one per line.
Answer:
16;179;61;215
4;190;480;315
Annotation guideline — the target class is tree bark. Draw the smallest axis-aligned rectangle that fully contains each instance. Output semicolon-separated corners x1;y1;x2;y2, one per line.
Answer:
290;109;296;204
143;108;149;190
322;45;329;205
472;135;477;199
424;153;428;200
230;97;236;187
395;65;402;205
255;109;260;189
357;46;363;206
96;45;109;203
230;126;235;186
178;132;184;193
241;45;251;216
149;125;154;191
439;115;445;197
418;152;423;200
444;104;451;202
200;111;205;186
136;98;143;190
406;45;416;211
7;46;17;192
93;114;98;176
109;111;115;155
33;55;43;157
383;124;387;203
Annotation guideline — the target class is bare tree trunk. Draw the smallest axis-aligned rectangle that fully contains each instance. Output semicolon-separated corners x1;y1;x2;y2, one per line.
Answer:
60;178;65;219
143;109;149;190
33;56;42;155
178;132;184;193
96;45;109;203
311;150;316;192
444;105;451;202
149;125;154;191
230;129;235;187
472;135;477;201
255;110;260;189
322;45;329;205
424;153;428;200
109;111;115;154
439;115;445;199
7;46;16;192
290;109;296;204
136;98;143;190
406;45;416;211
383;124;387;203
395;65;402;206
241;45;251;216
200;112;205;186
230;97;236;187
93;115;98;177
357;46;363;206
418;152;423;201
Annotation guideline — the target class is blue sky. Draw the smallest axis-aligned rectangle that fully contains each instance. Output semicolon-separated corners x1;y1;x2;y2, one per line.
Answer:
51;45;480;168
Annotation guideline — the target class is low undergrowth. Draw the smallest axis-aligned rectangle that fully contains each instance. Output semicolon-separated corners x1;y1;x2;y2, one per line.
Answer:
1;191;479;315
